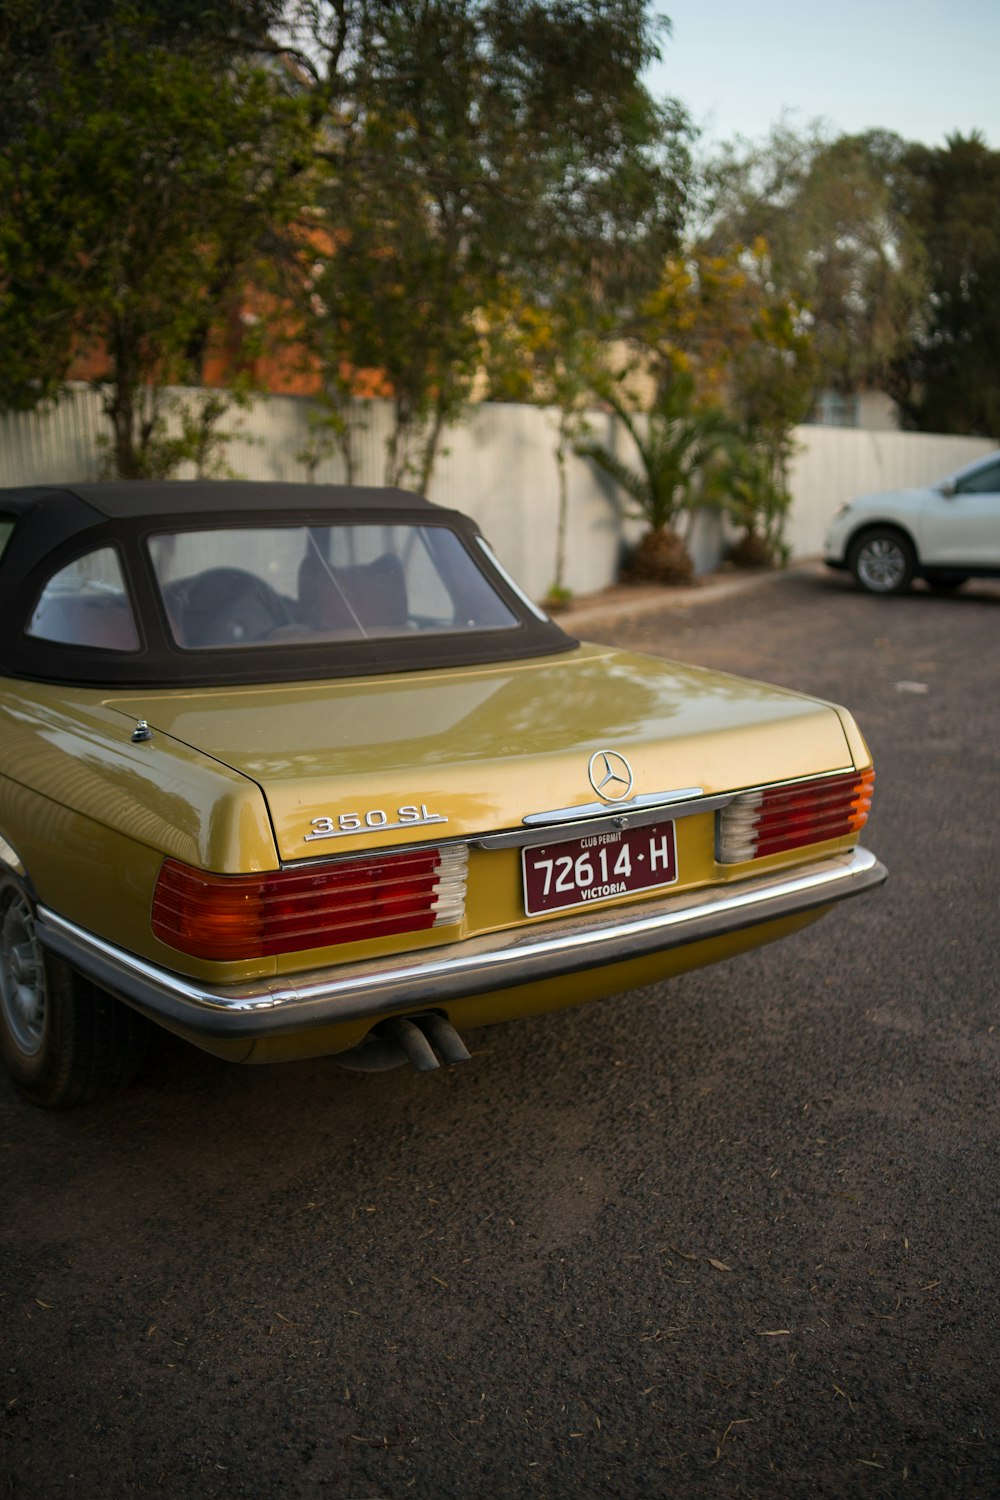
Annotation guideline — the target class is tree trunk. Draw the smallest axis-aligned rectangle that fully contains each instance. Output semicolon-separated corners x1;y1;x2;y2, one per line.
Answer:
552;408;571;593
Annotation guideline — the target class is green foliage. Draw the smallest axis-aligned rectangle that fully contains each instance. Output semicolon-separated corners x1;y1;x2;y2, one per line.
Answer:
702;123;926;402
485;295;611;594
95;389;251;481
0;2;312;474
609;240;815;521
296;0;693;488
700;439;792;567
577;270;800;576
295;385;369;485
543;581;574;612
890;133;1000;437
728;259;818;451
579;373;737;535
1;0;693;484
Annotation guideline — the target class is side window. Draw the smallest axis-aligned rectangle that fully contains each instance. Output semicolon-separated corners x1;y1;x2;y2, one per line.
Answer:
0;516;14;562
27;547;140;651
956;462;1000;495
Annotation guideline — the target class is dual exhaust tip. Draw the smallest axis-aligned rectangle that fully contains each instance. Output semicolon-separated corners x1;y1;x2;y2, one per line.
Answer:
334;1012;471;1074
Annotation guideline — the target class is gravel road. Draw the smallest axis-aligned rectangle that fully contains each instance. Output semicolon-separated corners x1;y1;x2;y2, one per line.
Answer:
2;566;998;1499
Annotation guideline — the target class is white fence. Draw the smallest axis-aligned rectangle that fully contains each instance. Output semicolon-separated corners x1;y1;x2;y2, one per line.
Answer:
1;386;993;599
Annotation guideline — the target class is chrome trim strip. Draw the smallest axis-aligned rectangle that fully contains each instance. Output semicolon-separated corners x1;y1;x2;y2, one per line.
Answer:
480;794;732;850
37;847;886;1042
522;786;707;827
0;834;26;878
476;537;550;622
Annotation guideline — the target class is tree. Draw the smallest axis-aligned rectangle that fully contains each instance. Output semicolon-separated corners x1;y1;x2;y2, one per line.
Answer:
292;0;693;489
0;2;310;475
696;438;792;568
595;240;814;572
577;372;738;583
723;241;817;542
889;133;1000;436
485;287;610;601
701;122;925;403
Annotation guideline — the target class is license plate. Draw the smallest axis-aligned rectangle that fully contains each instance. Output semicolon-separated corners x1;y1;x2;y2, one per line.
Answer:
522;821;677;916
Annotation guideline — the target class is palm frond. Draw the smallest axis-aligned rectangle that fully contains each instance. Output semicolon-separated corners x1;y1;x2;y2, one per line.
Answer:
575;440;653;512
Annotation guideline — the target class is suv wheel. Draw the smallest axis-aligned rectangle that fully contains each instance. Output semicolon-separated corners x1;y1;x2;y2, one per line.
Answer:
849;529;916;595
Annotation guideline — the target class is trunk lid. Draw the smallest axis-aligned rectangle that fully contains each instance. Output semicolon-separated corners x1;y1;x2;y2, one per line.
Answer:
108;644;856;863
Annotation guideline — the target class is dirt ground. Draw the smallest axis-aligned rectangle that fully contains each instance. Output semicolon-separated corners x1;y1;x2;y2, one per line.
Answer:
2;566;998;1499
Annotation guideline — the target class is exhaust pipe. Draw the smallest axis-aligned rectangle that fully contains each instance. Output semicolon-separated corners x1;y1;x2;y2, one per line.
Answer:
333;1012;471;1074
417;1012;472;1065
380;1017;439;1072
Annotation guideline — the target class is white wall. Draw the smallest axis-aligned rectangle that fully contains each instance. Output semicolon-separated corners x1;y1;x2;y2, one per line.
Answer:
1;387;993;598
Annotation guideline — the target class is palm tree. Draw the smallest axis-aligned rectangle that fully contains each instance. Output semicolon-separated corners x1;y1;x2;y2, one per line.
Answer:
578;375;735;583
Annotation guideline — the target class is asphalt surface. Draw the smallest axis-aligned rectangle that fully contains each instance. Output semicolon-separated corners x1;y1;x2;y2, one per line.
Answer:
2;566;998;1499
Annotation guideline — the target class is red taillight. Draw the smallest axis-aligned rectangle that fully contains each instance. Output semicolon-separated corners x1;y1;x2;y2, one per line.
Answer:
151;845;468;960
717;768;875;864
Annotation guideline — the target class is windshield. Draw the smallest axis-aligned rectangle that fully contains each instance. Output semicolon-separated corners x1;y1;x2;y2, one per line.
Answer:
148;522;519;650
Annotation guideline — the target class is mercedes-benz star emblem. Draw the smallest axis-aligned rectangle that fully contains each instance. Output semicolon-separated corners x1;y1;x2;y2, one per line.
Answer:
588;750;635;802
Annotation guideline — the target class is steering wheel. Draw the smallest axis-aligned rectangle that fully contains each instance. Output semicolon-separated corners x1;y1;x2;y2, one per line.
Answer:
175;568;294;647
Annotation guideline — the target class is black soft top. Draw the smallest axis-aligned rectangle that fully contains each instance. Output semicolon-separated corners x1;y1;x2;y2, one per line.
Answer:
1;480;440;553
0;481;574;687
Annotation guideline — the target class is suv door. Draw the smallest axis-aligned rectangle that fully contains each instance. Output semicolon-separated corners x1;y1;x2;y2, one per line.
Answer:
919;459;1000;566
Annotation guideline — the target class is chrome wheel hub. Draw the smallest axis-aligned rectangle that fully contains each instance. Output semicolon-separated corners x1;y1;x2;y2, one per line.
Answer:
0;892;46;1056
857;539;906;592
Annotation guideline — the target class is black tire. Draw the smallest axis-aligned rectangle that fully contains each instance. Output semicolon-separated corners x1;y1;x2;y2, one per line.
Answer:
0;873;149;1108
848;528;916;595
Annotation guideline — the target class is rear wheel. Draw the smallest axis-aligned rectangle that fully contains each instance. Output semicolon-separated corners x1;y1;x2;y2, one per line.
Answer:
848;528;916;595
0;874;149;1108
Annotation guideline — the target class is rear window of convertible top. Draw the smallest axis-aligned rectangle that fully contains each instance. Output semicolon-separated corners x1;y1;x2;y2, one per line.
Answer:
147;522;519;650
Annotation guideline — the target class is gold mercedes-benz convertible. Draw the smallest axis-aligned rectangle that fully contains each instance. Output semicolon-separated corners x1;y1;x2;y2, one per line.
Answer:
0;482;886;1107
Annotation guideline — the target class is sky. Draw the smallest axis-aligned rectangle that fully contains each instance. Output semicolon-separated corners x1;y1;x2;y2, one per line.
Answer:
645;1;1000;152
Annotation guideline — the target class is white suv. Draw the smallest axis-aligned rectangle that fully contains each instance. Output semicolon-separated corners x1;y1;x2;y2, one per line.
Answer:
824;452;1000;594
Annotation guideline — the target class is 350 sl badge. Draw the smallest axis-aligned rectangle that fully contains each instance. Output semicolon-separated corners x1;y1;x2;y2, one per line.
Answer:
304;804;448;842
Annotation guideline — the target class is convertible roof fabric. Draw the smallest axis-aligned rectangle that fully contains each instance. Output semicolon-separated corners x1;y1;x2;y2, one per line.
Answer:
0;483;575;687
64;481;439;519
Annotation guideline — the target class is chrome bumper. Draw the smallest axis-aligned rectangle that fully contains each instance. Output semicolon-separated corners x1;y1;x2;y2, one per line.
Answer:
38;846;887;1042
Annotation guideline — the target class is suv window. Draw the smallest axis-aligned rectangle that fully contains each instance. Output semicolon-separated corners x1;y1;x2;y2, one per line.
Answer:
956;462;1000;495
